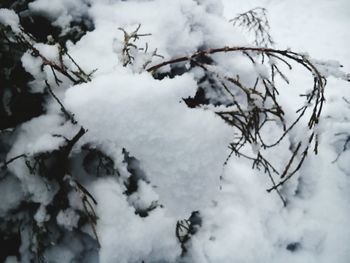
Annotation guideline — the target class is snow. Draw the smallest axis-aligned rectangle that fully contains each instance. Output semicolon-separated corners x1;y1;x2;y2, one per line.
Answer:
127;180;159;212
311;59;350;81
91;178;180;263
28;0;89;30
26;133;66;155
5;115;76;205
4;257;19;263
0;0;349;262
56;208;80;231
34;205;50;227
0;176;24;217
65;70;233;215
0;8;20;33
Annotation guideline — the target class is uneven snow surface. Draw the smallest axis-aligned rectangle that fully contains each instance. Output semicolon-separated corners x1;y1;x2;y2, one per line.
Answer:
1;0;349;262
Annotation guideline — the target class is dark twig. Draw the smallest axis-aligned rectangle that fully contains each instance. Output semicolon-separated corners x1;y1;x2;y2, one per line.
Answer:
45;81;77;124
1;154;27;169
230;7;274;47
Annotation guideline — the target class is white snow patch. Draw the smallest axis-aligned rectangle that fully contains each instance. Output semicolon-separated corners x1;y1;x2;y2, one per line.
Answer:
0;8;20;33
65;70;233;215
57;208;80;231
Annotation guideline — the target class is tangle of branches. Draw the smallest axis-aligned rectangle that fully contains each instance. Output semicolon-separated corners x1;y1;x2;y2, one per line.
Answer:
0;23;102;253
147;46;328;205
0;24;96;85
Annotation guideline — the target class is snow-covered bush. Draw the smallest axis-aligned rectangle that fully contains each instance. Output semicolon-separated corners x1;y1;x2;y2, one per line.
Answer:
0;0;349;262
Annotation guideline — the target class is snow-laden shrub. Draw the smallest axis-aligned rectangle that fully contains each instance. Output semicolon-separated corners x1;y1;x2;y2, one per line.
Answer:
0;0;349;262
